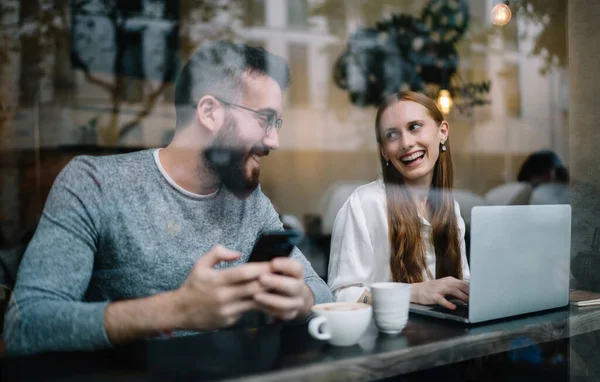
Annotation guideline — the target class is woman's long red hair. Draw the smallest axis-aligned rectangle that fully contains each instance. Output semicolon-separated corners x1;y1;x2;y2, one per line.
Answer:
375;92;462;283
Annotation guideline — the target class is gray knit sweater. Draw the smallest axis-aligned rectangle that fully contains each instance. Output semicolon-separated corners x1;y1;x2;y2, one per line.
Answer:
4;149;332;355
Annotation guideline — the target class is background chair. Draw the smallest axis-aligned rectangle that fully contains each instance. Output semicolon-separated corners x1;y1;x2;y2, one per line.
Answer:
319;181;366;236
454;189;486;229
484;182;533;206
530;183;570;205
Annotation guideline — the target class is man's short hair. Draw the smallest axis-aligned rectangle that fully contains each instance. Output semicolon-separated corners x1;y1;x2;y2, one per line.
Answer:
174;41;290;128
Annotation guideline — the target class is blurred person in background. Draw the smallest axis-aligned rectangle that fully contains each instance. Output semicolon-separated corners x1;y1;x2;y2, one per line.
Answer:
517;150;569;186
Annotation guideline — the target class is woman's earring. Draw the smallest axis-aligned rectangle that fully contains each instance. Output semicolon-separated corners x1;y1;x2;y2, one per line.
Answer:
386;160;390;167
441;141;447;152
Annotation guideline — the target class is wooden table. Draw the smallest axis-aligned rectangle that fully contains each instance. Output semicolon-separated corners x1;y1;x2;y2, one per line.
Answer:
2;306;600;381
229;306;600;382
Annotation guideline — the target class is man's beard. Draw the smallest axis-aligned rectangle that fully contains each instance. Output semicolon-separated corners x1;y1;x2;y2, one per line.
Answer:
203;114;269;199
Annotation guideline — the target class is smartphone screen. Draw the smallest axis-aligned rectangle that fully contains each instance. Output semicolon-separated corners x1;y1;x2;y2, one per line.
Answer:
247;230;303;262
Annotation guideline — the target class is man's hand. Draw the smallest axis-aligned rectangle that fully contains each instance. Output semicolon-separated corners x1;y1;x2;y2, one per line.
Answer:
174;245;271;330
104;248;311;345
411;276;469;310
253;257;314;320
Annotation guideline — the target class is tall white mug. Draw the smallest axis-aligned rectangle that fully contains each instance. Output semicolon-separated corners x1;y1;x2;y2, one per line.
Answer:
371;282;411;334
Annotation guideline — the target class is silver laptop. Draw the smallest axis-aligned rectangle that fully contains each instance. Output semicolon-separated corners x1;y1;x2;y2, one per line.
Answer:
409;204;571;324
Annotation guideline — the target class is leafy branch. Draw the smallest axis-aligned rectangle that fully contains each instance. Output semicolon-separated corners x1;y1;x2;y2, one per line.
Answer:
516;0;567;74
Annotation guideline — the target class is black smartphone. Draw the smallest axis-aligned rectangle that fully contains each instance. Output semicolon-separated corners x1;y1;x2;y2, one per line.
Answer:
247;230;303;262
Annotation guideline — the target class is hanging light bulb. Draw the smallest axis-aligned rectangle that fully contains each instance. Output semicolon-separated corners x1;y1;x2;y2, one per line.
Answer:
437;89;453;115
490;1;512;26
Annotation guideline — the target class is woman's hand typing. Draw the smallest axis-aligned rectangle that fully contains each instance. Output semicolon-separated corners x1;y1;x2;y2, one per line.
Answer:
410;277;469;310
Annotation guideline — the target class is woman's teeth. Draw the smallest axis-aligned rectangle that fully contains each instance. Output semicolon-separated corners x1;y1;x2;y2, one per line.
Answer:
400;151;425;163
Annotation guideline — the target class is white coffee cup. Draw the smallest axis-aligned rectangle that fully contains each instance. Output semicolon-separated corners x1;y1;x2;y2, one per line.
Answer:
308;302;372;346
371;282;411;334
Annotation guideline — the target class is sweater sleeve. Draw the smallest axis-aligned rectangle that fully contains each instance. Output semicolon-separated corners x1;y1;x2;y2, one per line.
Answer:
3;157;111;355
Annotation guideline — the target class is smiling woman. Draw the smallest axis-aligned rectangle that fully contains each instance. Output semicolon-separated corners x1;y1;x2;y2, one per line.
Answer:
375;92;460;283
328;91;470;311
376;93;450;191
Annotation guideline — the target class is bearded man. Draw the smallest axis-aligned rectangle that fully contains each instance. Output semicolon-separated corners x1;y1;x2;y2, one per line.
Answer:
4;42;332;355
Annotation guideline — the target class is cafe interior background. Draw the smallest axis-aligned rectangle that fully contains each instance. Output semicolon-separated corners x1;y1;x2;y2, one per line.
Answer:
0;0;568;279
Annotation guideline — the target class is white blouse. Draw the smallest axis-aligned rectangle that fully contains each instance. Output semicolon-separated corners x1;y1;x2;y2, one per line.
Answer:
327;180;470;303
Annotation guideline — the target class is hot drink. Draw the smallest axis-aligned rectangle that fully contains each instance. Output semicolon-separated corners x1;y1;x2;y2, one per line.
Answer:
322;305;366;311
308;302;372;346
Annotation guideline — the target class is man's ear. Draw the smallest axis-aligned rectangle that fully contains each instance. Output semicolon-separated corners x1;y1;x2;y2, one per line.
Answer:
196;95;222;133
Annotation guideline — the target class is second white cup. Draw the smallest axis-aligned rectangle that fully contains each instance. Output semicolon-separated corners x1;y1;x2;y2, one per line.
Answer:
371;282;411;334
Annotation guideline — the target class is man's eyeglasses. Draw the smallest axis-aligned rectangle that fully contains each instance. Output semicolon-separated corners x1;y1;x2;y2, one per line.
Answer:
209;96;283;135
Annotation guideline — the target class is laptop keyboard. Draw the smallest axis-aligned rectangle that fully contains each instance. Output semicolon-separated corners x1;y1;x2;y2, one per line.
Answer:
431;303;469;318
